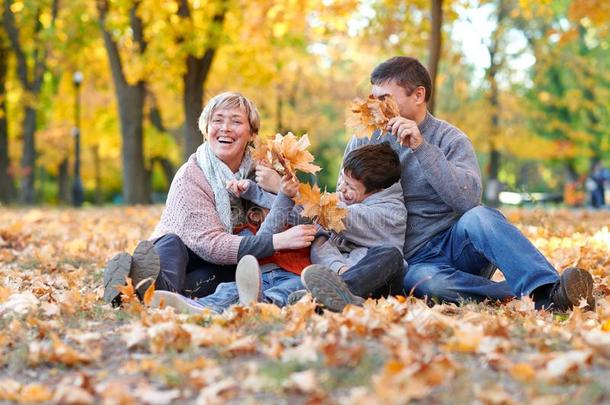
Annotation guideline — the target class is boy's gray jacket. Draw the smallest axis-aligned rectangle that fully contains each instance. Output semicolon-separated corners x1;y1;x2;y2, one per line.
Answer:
311;182;407;273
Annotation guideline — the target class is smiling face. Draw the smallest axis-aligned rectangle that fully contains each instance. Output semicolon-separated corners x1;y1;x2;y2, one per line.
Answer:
338;171;373;205
207;107;253;172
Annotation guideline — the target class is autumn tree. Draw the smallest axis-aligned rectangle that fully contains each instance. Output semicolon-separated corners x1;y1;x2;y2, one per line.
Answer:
97;0;149;204
2;0;58;203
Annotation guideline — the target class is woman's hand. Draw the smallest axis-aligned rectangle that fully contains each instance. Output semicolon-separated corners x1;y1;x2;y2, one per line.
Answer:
273;224;317;250
280;174;299;198
255;164;281;194
226;179;250;196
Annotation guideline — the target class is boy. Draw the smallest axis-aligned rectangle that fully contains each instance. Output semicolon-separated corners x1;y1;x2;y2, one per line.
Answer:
300;142;407;312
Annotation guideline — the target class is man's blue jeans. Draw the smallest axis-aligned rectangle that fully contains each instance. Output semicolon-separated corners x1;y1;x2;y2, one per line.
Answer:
404;206;560;304
195;269;303;313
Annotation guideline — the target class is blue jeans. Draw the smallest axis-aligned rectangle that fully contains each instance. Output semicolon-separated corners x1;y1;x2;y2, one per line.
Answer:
195;268;303;313
404;206;559;304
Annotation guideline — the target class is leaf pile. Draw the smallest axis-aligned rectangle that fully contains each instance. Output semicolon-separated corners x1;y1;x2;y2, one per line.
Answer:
251;132;321;176
1;207;610;403
294;183;347;233
345;94;400;139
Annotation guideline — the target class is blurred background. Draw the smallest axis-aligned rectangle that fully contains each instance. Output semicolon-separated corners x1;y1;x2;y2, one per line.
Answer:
0;0;608;207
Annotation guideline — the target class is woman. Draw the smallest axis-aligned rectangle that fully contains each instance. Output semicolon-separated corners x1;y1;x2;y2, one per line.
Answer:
103;92;317;303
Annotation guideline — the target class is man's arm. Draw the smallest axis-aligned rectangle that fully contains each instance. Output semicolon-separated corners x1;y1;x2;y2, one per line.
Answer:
412;135;481;213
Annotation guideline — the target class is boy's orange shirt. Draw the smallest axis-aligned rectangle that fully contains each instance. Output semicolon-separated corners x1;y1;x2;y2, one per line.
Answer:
233;224;311;276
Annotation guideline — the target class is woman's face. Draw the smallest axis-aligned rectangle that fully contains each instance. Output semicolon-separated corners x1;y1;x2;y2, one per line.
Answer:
207;107;253;172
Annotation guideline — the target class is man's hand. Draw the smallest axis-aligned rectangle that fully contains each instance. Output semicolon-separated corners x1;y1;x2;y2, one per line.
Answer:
226;179;250;196
279;174;299;198
255;164;281;194
387;116;423;150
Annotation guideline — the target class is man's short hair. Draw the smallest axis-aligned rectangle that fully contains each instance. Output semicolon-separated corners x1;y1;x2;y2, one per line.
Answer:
371;56;432;102
198;92;260;139
343;143;401;193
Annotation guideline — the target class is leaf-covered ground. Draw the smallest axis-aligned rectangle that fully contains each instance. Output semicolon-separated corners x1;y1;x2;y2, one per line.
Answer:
1;207;609;404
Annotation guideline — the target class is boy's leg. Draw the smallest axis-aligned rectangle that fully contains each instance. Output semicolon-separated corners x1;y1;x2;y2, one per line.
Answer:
263;270;304;307
341;246;405;298
235;255;263;305
195;282;240;313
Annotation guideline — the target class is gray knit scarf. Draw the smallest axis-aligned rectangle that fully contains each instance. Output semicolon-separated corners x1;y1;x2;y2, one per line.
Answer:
196;142;252;232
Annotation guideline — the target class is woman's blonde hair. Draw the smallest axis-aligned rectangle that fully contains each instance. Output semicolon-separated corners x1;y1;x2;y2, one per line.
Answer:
198;92;260;139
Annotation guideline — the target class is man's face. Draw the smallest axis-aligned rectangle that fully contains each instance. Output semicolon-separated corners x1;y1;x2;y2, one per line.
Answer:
338;171;372;205
371;80;421;120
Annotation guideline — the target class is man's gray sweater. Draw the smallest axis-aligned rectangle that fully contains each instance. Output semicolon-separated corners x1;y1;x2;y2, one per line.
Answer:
344;112;482;260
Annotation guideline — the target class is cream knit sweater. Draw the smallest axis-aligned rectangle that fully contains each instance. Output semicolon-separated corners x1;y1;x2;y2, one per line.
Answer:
150;154;243;265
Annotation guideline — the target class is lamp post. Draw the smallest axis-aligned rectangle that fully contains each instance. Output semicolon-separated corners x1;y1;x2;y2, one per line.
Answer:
71;71;84;207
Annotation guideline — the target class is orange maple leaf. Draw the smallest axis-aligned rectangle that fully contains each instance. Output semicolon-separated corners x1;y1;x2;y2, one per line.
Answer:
251;132;321;176
345;94;400;139
294;183;346;233
117;277;137;304
142;282;156;306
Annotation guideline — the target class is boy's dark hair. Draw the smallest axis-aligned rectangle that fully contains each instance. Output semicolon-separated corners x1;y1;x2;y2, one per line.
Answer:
371;56;432;102
343;143;401;193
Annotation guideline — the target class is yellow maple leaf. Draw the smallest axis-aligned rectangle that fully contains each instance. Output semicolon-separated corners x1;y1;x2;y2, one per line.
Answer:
294;183;346;233
345;94;400;139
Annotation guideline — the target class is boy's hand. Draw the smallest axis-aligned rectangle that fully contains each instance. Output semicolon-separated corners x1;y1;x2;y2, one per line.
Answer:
226;179;250;196
255;164;281;194
280;174;299;198
387;116;423;150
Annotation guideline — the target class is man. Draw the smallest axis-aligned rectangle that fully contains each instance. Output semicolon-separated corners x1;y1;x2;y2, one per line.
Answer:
343;56;594;311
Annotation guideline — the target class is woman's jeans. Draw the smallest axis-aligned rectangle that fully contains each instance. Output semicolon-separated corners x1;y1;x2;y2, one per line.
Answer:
403;206;560;304
152;233;236;298
195;269;303;313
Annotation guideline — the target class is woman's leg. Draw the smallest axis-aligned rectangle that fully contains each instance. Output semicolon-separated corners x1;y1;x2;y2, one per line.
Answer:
184;251;236;298
152;233;190;293
152;233;237;298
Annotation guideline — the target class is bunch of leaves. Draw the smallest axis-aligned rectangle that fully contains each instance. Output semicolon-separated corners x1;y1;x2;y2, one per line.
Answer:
251;132;321;176
345;94;400;139
294;183;347;233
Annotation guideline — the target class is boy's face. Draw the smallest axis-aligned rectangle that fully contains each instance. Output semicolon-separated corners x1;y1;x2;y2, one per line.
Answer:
338;171;371;205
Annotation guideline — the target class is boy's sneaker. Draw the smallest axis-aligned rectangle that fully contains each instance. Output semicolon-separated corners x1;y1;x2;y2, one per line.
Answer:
287;289;308;305
103;252;132;305
131;240;161;299
150;290;205;315
235;255;262;305
301;265;364;312
548;267;595;311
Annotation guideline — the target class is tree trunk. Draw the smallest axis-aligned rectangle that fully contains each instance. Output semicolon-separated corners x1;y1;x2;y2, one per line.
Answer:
0;31;15;203
178;0;227;159
427;0;443;113
98;0;150;204
183;54;207;158
92;145;102;204
58;157;70;204
484;0;506;207
116;84;148;204
20;106;37;203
